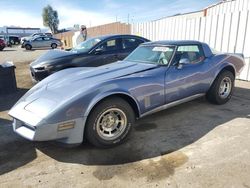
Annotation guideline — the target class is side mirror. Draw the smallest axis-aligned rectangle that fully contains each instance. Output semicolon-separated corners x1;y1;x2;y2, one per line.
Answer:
177;58;190;69
94;48;103;54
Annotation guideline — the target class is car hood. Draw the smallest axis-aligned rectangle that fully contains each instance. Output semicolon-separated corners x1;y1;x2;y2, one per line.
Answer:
30;49;78;67
9;61;158;123
21;36;31;40
47;61;157;90
20;61;158;102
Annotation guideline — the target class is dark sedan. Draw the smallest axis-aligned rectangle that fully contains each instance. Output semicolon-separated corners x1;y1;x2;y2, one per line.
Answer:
8;35;21;45
30;34;150;82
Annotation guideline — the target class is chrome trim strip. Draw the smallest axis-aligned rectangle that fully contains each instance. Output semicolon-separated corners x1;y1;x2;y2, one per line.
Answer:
140;93;205;117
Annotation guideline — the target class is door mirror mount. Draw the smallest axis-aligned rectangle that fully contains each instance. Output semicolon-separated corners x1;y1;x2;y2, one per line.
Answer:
177;58;190;69
94;48;103;55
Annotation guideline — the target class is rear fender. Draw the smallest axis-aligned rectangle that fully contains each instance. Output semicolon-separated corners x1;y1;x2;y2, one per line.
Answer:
209;61;236;88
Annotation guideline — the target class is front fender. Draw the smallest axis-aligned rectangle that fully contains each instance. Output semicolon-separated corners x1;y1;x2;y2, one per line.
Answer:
83;89;140;118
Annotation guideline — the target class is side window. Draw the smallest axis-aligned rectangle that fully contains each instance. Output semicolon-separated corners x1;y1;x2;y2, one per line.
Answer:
122;38;144;49
174;45;205;64
98;39;117;52
43;37;51;41
35;37;43;41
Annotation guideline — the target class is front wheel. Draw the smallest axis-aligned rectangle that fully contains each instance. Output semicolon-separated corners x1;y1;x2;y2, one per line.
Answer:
51;43;57;49
206;70;235;105
25;44;32;50
85;97;135;148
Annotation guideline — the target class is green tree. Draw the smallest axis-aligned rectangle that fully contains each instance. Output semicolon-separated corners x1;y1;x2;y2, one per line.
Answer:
42;5;59;34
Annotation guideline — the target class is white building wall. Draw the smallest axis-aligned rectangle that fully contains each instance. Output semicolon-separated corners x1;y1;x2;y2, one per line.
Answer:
131;0;250;81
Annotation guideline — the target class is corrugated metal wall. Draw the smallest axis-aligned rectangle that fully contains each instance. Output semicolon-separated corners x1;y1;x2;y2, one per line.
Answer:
131;0;250;81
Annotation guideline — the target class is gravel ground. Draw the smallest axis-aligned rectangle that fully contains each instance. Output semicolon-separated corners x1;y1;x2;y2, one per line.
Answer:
0;46;48;64
0;48;250;188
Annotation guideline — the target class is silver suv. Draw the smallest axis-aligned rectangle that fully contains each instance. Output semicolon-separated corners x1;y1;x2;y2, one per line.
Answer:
22;36;62;50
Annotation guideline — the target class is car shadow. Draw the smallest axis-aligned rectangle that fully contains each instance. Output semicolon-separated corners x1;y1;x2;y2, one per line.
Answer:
22;48;56;52
36;86;250;166
0;118;37;175
0;86;249;175
0;49;17;52
0;88;29;112
0;88;36;175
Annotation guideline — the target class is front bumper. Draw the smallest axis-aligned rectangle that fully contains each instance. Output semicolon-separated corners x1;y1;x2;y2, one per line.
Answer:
9;99;87;144
12;117;87;144
30;66;50;82
21;41;26;48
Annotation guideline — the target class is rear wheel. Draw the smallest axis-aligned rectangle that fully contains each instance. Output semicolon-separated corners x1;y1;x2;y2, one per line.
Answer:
86;97;135;148
206;70;235;104
25;44;32;50
51;43;57;49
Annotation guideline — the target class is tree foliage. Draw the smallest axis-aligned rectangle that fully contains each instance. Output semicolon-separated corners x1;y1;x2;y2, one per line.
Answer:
42;5;59;34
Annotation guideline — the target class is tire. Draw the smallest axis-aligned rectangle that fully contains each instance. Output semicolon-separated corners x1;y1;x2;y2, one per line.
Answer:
0;47;3;51
51;43;57;49
206;70;235;105
25;44;32;50
86;97;135;148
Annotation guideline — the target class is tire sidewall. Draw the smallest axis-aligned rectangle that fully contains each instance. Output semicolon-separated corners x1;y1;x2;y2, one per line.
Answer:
214;71;235;104
25;44;31;50
86;98;135;147
51;44;57;49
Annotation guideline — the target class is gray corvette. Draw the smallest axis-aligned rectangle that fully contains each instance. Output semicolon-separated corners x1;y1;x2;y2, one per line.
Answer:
9;40;245;147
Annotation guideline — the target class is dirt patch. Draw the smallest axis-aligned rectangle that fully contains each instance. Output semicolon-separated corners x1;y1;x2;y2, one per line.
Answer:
14;61;34;89
93;151;188;181
0;61;33;121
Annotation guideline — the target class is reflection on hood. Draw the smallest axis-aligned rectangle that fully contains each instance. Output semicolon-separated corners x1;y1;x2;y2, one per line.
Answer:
30;49;76;67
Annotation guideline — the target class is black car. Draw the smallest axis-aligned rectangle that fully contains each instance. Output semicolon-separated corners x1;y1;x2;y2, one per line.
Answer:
8;35;21;45
30;34;150;82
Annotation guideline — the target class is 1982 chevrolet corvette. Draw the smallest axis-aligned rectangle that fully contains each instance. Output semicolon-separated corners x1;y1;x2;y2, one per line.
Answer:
9;40;245;147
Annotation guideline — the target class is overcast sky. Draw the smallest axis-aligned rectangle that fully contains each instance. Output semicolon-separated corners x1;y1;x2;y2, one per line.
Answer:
0;0;219;29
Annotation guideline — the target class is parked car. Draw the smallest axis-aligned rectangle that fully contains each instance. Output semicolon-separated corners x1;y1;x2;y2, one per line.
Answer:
22;36;62;50
30;34;150;82
0;39;6;51
9;40;245;147
8;35;21;45
0;35;12;47
21;33;52;43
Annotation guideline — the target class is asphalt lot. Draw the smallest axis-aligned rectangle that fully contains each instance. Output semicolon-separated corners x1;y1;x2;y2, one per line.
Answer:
0;47;250;188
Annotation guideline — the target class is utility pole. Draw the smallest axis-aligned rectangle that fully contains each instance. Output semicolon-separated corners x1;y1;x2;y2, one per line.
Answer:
127;14;130;24
131;15;135;24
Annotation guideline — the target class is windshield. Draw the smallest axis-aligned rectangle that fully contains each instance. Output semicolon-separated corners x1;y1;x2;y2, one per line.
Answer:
71;37;102;53
125;45;176;65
